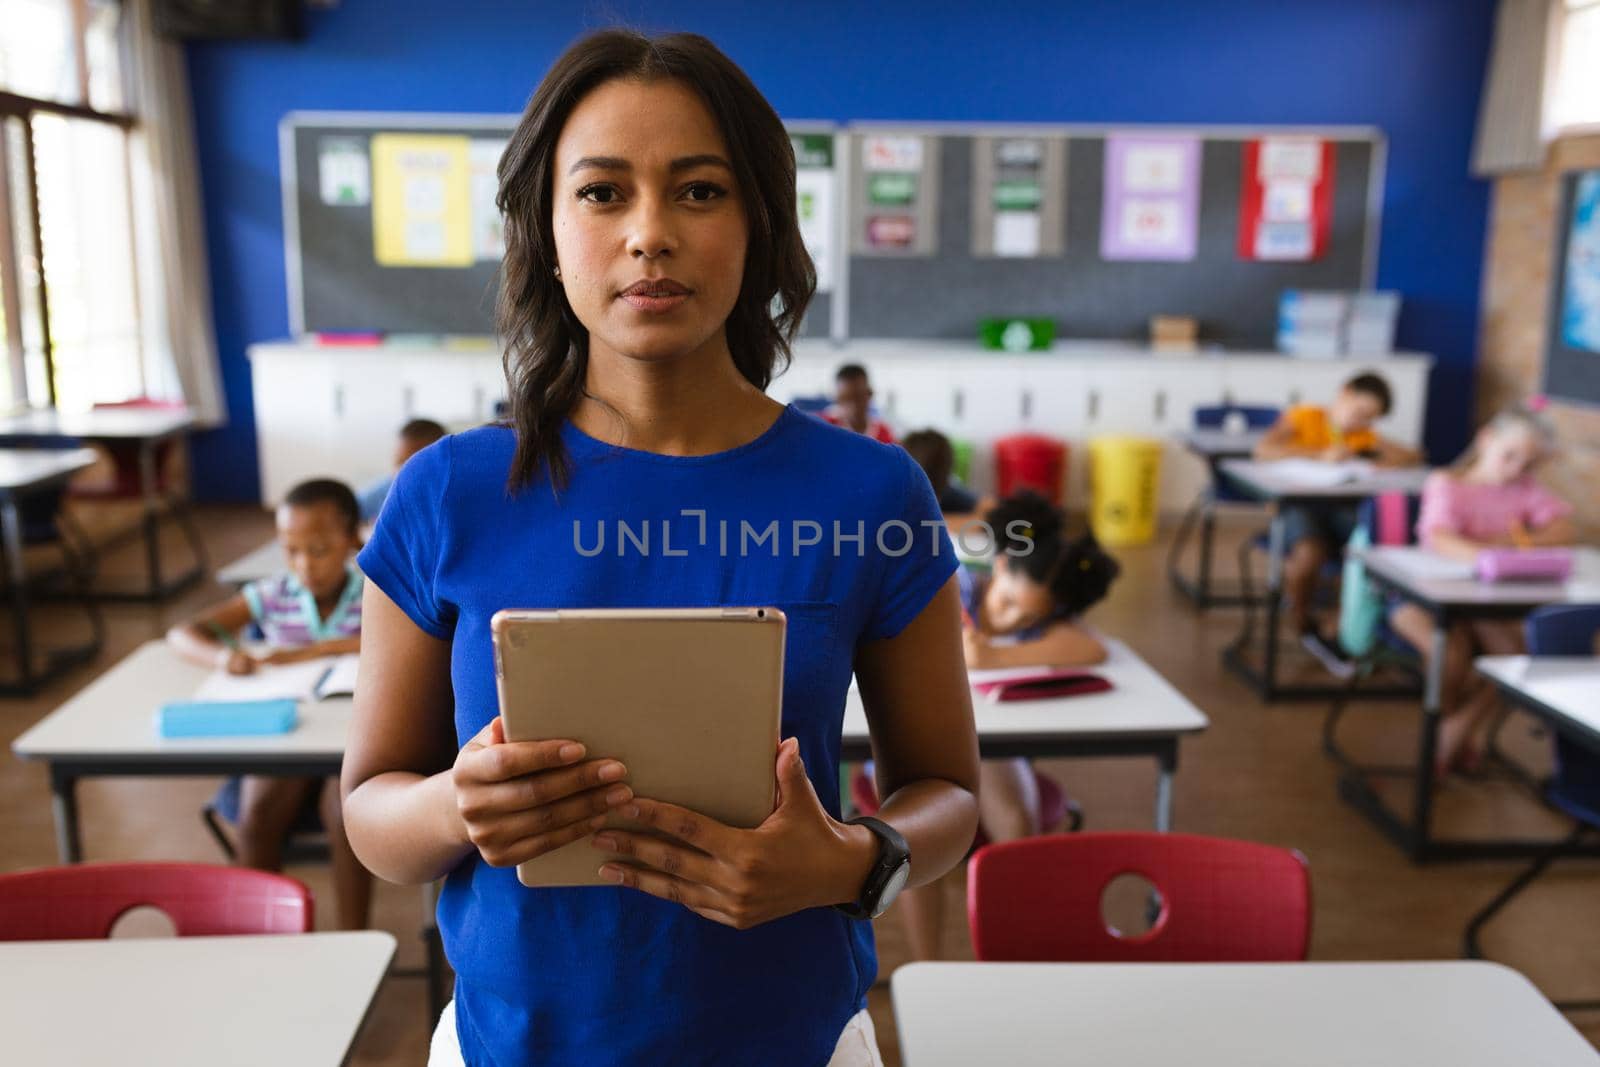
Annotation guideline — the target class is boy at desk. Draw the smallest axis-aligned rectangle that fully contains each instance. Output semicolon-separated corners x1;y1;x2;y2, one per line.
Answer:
167;477;372;929
1253;372;1422;676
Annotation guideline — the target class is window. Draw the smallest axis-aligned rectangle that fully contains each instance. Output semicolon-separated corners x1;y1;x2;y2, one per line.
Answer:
0;0;141;412
1548;0;1600;135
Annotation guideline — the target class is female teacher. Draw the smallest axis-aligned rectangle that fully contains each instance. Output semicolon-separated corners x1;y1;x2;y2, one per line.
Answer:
342;29;979;1067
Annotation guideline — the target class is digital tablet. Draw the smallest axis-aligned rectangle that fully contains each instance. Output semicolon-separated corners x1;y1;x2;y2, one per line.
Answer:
491;607;786;888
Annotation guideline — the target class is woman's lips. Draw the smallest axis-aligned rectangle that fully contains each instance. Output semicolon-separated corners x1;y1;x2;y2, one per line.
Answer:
619;291;690;313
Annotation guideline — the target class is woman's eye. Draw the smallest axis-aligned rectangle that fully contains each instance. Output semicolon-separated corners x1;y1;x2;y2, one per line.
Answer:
577;184;620;204
682;182;727;203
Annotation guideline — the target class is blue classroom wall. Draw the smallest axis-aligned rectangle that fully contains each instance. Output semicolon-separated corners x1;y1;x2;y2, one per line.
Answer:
185;0;1495;502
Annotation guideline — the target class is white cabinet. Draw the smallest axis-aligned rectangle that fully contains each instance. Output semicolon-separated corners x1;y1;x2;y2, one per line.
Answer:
251;346;337;506
249;342;499;504
250;339;1433;512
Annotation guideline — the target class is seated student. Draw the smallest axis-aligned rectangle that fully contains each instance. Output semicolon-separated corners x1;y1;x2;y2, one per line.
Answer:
820;363;896;444
1253;372;1422;675
356;418;448;523
166;478;373;930
1388;405;1574;776
896;491;1120;961
902;428;989;518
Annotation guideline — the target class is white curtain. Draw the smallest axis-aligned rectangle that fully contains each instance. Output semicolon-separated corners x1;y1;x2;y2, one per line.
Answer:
1471;0;1564;176
124;0;227;425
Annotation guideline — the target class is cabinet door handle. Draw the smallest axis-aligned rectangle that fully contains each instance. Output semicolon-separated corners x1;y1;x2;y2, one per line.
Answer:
403;386;416;417
953;388;964;420
885;389;898;415
1288;389;1302;406
473;386;486;420
1020;389;1033;421
1088;389;1100;421
333;384;344;418
1155;390;1167;422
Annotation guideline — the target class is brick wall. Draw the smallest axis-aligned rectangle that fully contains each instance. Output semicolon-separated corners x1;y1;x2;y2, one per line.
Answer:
1477;134;1600;540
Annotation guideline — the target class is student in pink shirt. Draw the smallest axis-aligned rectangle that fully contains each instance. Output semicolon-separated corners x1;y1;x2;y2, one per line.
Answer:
1389;406;1575;776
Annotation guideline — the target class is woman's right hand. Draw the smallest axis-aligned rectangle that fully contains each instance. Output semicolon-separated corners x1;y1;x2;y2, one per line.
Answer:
451;717;634;867
222;650;257;675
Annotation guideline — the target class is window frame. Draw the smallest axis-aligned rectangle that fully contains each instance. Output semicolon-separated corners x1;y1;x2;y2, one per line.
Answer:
0;0;138;412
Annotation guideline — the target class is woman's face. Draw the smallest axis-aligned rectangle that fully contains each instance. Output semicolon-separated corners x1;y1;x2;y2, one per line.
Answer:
550;77;749;365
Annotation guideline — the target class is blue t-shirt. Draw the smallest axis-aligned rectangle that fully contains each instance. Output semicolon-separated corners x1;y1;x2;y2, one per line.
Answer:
359;403;957;1066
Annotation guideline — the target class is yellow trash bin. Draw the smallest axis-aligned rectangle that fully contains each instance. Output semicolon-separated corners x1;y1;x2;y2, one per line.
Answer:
1088;435;1163;547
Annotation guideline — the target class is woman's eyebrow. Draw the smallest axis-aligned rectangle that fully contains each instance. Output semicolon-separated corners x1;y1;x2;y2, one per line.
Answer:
567;154;733;175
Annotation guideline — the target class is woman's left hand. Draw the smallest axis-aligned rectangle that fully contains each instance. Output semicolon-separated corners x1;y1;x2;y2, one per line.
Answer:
590;738;876;929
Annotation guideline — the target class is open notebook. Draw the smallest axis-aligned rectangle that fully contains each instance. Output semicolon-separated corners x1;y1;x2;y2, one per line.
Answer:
192;653;359;704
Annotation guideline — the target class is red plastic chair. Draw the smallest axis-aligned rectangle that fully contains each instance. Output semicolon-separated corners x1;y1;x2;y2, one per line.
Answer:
967;832;1311;962
0;862;313;940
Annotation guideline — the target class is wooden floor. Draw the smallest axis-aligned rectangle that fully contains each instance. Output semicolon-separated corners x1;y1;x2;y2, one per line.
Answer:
2;505;1595;1064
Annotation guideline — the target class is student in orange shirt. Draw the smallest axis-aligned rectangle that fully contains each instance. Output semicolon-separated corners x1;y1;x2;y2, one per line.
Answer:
1253;372;1421;675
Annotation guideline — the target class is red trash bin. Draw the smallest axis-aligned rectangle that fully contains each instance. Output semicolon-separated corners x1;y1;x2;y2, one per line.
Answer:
994;434;1068;505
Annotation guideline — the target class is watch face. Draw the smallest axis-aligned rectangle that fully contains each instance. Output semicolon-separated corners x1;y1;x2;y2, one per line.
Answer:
870;859;912;919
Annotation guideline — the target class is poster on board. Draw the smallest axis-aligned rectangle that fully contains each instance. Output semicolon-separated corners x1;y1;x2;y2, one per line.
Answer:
1100;133;1200;261
1238;137;1334;262
371;133;474;268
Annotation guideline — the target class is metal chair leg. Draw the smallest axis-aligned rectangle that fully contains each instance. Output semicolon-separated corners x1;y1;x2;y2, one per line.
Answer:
1166;490;1206;600
1463;823;1590;961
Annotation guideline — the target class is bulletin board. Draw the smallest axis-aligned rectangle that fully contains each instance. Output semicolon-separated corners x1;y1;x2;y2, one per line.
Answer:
282;112;515;335
281;111;840;338
842;123;1385;346
1543;168;1600;407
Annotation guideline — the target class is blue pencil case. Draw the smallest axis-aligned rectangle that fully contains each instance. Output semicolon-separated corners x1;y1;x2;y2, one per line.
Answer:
156;699;298;738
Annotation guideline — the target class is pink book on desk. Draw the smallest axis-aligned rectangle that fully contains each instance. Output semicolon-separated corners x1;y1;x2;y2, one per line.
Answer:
971;668;1114;702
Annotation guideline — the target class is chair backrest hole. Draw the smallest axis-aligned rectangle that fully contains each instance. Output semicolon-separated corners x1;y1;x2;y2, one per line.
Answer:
1100;871;1164;941
109;905;178;939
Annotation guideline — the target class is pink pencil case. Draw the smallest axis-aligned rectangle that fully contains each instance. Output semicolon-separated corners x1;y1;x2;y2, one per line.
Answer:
1475;548;1574;583
972;670;1114;702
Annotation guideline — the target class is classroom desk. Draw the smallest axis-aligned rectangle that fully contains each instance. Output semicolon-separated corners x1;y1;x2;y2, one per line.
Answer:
1476;655;1600;752
1340;546;1600;862
1217;459;1431;701
890;961;1600;1066
842;638;1209;831
0;447;102;694
217;539;286;586
1167;429;1268;609
0;407;205;600
10;640;451;1015
11;641;349;863
0;931;395;1066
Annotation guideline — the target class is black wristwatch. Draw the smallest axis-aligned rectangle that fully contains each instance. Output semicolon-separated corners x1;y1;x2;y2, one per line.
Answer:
834;816;911;920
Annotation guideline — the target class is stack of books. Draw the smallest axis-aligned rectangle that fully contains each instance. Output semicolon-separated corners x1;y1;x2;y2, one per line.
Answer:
1277;290;1400;357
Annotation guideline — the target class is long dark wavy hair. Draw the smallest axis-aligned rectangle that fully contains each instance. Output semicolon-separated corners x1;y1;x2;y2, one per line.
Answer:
496;29;816;493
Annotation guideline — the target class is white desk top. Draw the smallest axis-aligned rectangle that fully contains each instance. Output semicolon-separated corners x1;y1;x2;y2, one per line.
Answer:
0;931;395;1067
1476;656;1600;744
12;641;351;764
1181;429;1266;458
892;961;1600;1066
217;539;287;585
0;447;98;493
1361;546;1600;609
1219;459;1431;501
843;638;1209;749
0;407;196;441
